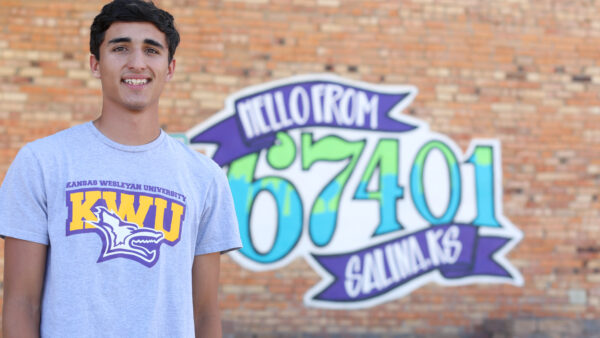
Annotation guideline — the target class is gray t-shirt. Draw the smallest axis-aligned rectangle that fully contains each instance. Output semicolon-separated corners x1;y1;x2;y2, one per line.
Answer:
0;122;242;337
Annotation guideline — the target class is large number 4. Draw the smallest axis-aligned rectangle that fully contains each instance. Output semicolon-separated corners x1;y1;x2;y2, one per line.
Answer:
354;139;405;236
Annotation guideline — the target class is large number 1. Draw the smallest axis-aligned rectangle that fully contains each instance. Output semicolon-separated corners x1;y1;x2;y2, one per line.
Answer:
468;145;500;227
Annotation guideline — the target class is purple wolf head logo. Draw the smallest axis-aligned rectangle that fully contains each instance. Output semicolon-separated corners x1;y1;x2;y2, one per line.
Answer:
86;206;165;267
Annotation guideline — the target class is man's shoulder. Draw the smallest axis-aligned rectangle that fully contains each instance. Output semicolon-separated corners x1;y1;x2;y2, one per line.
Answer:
26;122;89;153
164;135;225;179
165;135;218;166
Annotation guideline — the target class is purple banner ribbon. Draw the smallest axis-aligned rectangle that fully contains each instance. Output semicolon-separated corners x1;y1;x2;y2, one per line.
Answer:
311;224;511;302
190;80;416;166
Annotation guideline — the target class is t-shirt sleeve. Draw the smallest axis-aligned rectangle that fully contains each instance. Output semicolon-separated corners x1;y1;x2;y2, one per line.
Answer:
195;168;242;255
0;145;49;245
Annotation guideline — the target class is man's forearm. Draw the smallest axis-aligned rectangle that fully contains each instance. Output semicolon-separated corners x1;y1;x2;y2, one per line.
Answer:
3;238;47;338
194;313;222;338
192;253;222;338
3;299;41;338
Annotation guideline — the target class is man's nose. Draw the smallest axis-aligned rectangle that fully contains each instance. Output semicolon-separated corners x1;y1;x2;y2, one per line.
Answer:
127;49;146;71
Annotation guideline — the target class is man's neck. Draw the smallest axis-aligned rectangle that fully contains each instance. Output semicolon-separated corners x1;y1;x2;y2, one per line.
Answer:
93;109;161;146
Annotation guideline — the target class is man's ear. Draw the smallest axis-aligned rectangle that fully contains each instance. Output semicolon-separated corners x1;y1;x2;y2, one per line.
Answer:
166;58;176;82
90;54;101;79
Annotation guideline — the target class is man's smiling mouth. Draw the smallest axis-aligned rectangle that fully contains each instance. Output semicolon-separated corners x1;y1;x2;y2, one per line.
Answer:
123;78;150;85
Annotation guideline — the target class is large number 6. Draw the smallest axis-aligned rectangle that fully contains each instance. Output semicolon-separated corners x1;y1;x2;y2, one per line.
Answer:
228;137;303;264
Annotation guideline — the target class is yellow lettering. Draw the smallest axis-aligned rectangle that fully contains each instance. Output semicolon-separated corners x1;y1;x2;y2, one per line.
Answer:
103;192;152;226
154;197;167;232
102;191;117;213
69;191;101;231
69;190;183;238
155;201;184;242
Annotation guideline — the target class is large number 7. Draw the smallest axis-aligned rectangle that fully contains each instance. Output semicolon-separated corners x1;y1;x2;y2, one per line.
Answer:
301;133;365;247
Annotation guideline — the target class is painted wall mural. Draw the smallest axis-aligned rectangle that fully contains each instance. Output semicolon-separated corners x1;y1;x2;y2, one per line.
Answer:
185;74;523;309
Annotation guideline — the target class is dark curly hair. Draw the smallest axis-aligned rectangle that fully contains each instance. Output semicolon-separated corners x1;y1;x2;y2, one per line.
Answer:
90;0;180;63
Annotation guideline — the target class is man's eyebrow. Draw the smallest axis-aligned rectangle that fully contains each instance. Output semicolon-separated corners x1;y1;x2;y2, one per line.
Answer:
107;37;131;44
106;37;164;50
144;39;165;49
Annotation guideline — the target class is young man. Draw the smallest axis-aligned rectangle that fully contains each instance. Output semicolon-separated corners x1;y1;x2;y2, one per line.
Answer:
0;1;241;337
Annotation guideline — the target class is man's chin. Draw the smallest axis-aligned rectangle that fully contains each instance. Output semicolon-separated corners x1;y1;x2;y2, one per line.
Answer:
123;101;150;113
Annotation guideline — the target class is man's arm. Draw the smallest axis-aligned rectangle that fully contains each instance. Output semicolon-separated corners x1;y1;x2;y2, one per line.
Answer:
192;252;222;338
2;237;47;338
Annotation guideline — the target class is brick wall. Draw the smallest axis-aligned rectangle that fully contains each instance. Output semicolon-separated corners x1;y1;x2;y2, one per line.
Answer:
1;0;599;336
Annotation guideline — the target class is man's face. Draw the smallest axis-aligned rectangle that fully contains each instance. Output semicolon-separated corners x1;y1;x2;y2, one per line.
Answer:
90;22;175;113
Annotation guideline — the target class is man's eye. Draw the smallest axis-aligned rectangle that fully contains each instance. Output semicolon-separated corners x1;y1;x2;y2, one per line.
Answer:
112;46;126;52
146;48;159;55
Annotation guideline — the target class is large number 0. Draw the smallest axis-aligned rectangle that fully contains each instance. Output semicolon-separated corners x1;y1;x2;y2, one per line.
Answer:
354;139;405;236
410;141;461;225
228;143;303;264
302;133;365;247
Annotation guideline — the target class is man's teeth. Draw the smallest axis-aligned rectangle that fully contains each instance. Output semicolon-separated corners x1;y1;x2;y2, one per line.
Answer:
124;79;148;85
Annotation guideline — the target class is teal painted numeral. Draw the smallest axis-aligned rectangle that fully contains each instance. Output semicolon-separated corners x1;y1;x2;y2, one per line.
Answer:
302;133;365;247
228;152;303;263
468;145;500;227
354;139;404;236
410;141;461;225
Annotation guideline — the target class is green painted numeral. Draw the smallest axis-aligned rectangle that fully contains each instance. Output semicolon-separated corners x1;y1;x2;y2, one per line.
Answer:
301;133;365;247
228;150;303;263
468;145;500;227
410;141;461;225
354;139;404;236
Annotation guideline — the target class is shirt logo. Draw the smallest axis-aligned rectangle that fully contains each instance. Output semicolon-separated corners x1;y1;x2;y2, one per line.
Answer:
65;181;186;267
86;206;165;266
